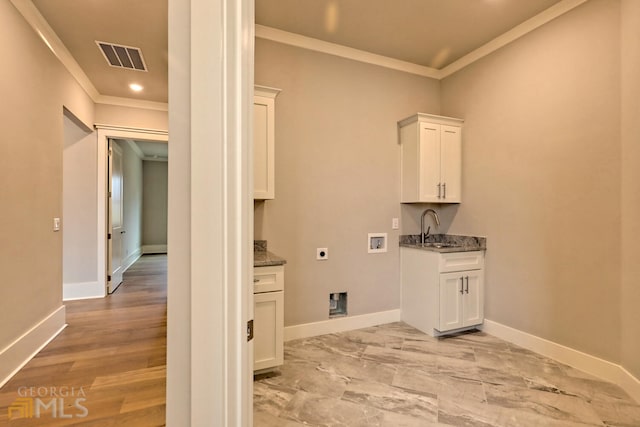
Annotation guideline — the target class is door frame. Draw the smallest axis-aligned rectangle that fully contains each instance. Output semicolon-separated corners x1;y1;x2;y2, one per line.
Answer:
95;125;169;295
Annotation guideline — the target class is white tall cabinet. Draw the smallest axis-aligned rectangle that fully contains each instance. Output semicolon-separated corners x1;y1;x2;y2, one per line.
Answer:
399;113;463;203
254;86;280;200
401;248;484;337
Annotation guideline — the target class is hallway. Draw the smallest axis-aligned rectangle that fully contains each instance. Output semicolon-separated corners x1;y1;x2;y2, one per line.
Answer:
0;255;167;426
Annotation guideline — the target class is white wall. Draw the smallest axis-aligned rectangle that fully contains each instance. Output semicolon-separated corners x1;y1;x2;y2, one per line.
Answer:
142;161;168;250
62;110;99;299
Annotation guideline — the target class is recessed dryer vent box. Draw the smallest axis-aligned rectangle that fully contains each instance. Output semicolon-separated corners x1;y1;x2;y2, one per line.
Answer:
329;292;347;318
368;233;387;253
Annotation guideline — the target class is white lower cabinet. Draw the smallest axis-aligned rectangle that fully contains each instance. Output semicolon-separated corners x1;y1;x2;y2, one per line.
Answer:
253;265;284;372
401;248;484;336
439;270;484;332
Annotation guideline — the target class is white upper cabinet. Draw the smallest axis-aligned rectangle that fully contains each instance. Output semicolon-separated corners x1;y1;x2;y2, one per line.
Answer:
399;113;463;203
254;86;281;200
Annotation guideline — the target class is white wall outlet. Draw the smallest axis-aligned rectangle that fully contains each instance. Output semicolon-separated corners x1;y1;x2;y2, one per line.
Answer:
392;218;399;229
316;248;329;260
53;217;61;232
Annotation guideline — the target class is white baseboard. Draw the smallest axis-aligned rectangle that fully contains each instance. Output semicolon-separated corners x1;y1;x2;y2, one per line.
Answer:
122;248;143;272
63;281;105;301
0;306;67;388
142;244;167;254
482;319;640;404
284;309;401;342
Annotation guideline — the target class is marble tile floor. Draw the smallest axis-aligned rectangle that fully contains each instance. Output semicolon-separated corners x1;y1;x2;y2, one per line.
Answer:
253;322;640;427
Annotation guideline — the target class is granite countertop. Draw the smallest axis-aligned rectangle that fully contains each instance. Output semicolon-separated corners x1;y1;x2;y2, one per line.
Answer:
254;240;287;267
400;234;486;253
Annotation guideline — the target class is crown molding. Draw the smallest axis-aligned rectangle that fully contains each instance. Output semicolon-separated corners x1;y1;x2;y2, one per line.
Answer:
256;0;588;81
14;0;588;101
255;24;441;80
254;85;281;98
439;0;589;78
10;0;100;99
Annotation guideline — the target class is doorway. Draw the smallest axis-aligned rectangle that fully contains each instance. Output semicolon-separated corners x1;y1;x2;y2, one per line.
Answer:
107;137;169;294
108;140;125;292
97;126;169;296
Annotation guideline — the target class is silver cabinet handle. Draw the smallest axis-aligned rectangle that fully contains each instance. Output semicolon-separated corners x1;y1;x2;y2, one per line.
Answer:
465;276;469;294
443;183;447;199
437;183;442;199
460;277;464;294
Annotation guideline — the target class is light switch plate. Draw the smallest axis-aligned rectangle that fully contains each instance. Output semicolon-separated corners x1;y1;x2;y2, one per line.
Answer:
53;217;61;232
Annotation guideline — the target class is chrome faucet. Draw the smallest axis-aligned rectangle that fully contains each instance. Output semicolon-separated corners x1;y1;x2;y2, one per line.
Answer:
420;208;440;245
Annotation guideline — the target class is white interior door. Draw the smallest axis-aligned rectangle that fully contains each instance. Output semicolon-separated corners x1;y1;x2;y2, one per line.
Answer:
108;141;124;293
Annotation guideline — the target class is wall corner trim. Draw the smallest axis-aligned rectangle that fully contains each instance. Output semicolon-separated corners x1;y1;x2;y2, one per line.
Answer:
284;309;401;342
481;319;640;404
0;306;67;388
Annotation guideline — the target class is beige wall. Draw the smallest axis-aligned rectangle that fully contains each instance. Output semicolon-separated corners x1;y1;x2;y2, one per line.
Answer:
440;0;622;362
0;1;94;346
63;111;96;286
95;103;168;131
143;161;168;246
620;0;640;379
255;38;440;326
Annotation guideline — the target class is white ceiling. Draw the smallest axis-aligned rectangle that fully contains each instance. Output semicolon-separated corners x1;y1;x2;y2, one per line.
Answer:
26;0;571;104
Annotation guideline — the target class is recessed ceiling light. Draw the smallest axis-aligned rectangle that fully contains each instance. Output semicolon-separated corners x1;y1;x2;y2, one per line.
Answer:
129;83;143;92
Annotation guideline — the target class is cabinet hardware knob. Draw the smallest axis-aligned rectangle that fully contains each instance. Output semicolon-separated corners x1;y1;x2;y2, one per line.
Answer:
253;279;259;283
443;183;447;199
460;277;464;294
465;276;469;294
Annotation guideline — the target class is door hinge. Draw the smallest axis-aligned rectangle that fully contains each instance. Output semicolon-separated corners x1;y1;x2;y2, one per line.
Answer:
108;148;113;156
108;233;112;239
247;319;254;342
107;275;112;282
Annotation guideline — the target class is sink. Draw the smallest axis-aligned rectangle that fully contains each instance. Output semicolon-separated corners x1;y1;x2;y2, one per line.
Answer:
421;242;456;249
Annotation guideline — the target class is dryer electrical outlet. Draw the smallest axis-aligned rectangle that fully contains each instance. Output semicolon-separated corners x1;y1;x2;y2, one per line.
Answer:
316;248;329;260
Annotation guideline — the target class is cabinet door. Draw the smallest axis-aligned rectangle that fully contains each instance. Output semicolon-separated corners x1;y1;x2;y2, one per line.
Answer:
462;271;484;327
438;272;464;332
440;125;461;203
254;291;284;371
254;96;275;199
418;123;442;202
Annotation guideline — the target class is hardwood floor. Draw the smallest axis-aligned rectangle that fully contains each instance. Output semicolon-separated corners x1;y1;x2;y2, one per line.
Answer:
0;255;167;426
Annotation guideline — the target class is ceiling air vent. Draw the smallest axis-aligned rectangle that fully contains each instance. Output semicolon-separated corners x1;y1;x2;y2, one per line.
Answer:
96;41;147;72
